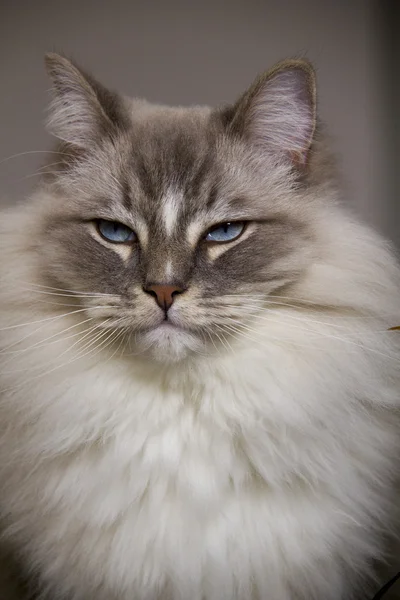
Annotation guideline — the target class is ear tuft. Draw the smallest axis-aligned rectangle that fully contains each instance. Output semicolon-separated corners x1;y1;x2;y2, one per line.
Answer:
44;53;124;148
229;60;317;166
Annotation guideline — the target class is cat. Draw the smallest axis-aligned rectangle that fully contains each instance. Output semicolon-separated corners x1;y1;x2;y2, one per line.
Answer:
0;52;399;600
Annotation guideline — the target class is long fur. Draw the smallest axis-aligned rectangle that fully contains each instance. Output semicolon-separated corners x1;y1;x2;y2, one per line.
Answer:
0;56;399;600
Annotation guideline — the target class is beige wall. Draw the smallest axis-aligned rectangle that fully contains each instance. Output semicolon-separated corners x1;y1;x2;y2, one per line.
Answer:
0;1;395;242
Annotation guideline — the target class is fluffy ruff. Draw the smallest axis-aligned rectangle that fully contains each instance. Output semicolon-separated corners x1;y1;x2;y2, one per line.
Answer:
0;202;399;600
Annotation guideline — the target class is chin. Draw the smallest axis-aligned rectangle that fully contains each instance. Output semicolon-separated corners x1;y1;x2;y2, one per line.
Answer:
138;323;205;363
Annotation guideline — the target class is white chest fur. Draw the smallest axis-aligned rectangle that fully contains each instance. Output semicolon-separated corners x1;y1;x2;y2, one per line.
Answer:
0;315;398;600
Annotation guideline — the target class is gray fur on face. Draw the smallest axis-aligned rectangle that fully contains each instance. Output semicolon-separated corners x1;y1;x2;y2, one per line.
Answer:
36;54;324;360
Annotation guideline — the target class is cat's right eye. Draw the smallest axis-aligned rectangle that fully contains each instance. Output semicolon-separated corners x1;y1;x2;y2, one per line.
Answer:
96;219;136;244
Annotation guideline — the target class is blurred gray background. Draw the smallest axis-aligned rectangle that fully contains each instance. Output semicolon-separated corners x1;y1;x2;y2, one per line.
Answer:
0;0;398;246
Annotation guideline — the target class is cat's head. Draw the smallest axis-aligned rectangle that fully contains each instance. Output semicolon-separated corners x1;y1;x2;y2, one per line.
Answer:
33;53;327;362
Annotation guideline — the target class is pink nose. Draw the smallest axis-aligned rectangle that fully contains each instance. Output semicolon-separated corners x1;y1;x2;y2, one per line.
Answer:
144;284;185;311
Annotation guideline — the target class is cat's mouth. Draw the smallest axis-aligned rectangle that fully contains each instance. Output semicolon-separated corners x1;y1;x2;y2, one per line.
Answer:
139;315;186;333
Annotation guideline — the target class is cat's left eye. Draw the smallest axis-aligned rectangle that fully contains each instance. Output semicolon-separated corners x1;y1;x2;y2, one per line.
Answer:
96;220;136;244
205;222;246;243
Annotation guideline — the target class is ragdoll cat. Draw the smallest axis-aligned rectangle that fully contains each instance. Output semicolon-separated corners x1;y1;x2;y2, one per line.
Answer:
0;53;399;600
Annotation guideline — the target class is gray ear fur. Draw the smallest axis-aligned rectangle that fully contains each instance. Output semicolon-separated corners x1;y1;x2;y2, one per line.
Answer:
229;60;317;166
45;53;126;148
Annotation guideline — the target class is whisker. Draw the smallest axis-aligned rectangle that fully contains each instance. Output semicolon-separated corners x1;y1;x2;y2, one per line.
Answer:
18;171;60;183
20;284;115;298
0;306;104;333
0;316;96;360
2;316;128;392
0;322;102;375
214;293;323;306
0;322;122;394
210;326;233;354
213;321;318;353
228;306;397;339
215;314;399;362
54;320;114;363
217;293;390;318
72;325;129;365
72;323;123;360
205;329;222;356
0;150;74;166
35;161;65;172
117;330;129;359
97;328;128;366
205;302;391;332
27;300;102;308
25;294;116;303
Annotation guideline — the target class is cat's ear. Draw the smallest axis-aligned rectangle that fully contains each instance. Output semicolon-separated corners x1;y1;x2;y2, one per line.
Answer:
44;53;126;148
226;60;316;167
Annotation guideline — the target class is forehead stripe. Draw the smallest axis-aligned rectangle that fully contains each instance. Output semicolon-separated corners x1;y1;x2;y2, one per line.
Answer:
161;189;182;236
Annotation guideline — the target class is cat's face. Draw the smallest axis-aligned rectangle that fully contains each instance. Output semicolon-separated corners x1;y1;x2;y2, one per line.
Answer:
35;55;319;362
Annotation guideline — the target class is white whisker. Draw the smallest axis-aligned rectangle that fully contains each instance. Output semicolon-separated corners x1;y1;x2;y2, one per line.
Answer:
205;301;390;332
215;313;399;362
20;284;116;298
0;150;74;166
0;307;103;333
0;321;122;394
0;316;96;362
216;293;387;319
0;322;102;375
214;321;317;353
210;326;233;354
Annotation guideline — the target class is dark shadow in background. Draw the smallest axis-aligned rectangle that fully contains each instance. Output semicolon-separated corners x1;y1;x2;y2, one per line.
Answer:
375;0;400;248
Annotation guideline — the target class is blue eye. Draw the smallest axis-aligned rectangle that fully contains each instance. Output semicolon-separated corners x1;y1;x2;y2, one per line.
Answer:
205;222;245;243
96;220;136;244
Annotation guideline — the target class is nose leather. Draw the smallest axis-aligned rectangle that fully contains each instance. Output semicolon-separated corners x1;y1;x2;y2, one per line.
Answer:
144;284;184;311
